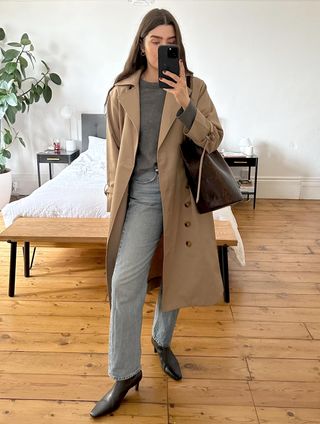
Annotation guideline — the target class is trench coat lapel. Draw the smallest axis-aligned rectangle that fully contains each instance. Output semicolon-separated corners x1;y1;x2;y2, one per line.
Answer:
116;68;192;151
116;70;142;134
158;88;186;150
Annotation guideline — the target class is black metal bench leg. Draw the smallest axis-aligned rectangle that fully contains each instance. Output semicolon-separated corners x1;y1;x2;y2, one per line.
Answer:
222;245;230;303
9;241;17;297
24;242;30;277
218;246;224;276
218;245;230;303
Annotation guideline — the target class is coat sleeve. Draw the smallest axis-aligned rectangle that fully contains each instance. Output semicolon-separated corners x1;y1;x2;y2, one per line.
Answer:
183;81;223;154
105;86;120;212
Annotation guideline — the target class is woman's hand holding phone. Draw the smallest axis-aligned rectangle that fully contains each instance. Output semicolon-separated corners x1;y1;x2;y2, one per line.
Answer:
160;59;190;110
158;46;190;110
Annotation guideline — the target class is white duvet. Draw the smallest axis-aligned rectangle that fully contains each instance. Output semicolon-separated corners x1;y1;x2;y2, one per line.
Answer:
1;141;245;266
2;148;108;226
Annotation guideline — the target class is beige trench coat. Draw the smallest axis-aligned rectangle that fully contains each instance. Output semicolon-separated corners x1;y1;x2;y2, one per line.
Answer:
105;68;224;312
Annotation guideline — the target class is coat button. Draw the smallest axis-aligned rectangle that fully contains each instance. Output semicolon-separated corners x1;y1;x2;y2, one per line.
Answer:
186;241;192;247
184;200;191;207
184;221;191;227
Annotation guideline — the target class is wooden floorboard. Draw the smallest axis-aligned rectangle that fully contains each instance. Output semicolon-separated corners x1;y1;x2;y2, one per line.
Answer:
1;198;320;423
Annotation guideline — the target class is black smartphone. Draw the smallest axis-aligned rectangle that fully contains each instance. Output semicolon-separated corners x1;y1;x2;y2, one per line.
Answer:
158;44;180;89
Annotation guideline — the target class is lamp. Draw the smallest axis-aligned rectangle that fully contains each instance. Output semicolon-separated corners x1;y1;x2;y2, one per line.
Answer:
60;105;77;151
60;105;73;139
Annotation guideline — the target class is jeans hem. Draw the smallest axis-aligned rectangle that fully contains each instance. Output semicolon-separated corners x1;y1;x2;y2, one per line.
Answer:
152;335;168;348
108;367;141;381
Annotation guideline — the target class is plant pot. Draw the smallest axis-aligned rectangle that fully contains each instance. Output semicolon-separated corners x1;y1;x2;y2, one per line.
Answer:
0;168;12;210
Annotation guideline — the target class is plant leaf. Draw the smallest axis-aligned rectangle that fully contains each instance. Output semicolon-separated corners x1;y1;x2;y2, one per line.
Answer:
5;105;16;124
26;52;35;69
14;69;22;88
3;130;12;145
18;137;26;147
19;56;28;69
2;149;11;159
41;60;49;72
4;62;17;74
20;65;26;79
21;38;31;46
43;85;52;103
49;73;62;85
3;114;10;126
0;28;5;41
5;93;18;107
3;49;20;62
20;33;30;44
7;42;21;47
2;73;13;83
18;56;28;78
0;77;12;88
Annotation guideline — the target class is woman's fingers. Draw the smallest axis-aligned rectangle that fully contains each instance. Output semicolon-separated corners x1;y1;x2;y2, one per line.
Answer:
179;59;186;78
161;60;185;80
159;76;176;87
161;70;179;81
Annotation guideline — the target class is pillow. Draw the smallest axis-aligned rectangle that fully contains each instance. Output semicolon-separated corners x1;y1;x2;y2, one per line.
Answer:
88;136;106;159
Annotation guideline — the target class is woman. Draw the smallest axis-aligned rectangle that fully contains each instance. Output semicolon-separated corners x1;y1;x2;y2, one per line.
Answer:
90;8;224;418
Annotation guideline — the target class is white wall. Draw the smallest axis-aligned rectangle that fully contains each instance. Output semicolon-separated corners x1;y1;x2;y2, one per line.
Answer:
1;0;320;198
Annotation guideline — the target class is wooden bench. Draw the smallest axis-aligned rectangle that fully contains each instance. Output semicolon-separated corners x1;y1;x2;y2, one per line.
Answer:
0;217;237;303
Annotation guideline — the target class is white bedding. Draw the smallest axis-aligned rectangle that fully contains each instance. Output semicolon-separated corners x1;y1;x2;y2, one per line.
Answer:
2;148;108;227
1;139;245;266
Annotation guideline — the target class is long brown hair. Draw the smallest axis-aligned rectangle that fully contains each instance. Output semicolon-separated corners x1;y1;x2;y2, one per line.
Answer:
106;8;193;103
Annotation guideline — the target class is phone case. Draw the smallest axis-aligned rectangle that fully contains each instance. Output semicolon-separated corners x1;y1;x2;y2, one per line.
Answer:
158;44;180;89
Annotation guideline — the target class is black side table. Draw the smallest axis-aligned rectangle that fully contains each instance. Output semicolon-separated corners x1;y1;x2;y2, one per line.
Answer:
36;149;80;186
223;154;259;209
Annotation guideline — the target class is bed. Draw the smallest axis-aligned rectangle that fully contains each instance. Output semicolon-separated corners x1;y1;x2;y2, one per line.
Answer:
1;114;245;267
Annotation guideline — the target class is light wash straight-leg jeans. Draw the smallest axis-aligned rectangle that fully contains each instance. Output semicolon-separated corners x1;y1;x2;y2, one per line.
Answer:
108;168;179;380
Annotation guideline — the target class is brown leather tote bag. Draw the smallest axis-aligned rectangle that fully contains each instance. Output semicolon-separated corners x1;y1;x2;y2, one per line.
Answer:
180;137;243;214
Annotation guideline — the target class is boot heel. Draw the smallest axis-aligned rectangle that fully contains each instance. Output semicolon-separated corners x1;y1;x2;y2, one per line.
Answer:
135;381;140;391
153;347;157;353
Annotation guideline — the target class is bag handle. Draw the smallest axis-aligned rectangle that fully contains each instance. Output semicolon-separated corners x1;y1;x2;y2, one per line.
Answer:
196;137;209;203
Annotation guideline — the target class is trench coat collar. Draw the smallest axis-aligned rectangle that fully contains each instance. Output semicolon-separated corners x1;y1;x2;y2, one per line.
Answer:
115;68;192;149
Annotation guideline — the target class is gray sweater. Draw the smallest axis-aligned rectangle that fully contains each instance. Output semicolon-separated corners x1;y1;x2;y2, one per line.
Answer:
131;78;197;177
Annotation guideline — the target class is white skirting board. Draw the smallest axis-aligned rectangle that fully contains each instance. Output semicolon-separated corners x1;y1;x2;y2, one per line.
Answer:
10;174;38;196
256;177;320;199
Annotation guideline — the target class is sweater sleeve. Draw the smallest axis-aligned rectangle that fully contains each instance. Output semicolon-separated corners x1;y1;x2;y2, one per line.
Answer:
176;99;197;131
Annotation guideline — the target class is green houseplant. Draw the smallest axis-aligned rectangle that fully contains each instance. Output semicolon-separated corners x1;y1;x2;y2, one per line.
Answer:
0;27;62;208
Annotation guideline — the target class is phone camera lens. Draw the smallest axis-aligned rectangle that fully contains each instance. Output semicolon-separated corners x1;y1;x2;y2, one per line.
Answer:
167;46;178;58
